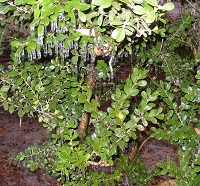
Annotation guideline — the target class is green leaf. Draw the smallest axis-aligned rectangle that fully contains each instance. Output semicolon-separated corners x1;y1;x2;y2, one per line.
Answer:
137;125;144;131
161;2;174;11
111;28;126;42
145;0;158;7
38;24;44;35
9;105;15;113
131;68;139;82
133;5;146;15
144;11;156;24
129;89;139;97
137;80;147;87
16;78;24;86
25;0;37;5
16;152;25;160
0;86;10;92
18;109;24;118
92;0;112;8
11;40;22;48
133;0;143;3
98;15;103;26
34;4;40;19
194;166;200;173
68;9;75;23
111;19;123;26
78;11;86;22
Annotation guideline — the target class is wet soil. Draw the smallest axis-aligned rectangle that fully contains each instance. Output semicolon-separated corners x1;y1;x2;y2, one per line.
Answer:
0;106;179;186
0;107;60;186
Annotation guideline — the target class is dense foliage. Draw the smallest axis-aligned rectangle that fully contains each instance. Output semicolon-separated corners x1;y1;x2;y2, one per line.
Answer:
0;0;200;185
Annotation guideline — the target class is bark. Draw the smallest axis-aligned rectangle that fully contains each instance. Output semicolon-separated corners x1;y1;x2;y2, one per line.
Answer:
153;179;176;186
78;67;96;139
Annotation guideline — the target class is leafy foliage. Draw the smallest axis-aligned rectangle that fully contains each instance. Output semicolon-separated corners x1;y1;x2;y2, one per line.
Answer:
0;0;200;185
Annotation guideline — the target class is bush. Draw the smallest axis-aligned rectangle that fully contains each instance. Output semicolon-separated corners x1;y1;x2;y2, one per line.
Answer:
0;0;200;185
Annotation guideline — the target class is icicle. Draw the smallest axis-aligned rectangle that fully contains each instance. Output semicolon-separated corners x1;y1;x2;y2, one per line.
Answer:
64;48;69;58
60;26;64;34
43;44;48;57
48;42;52;48
54;42;59;55
17;54;21;64
59;41;64;52
48;48;52;56
56;26;60;34
60;53;65;62
73;61;78;72
61;26;68;33
87;53;90;61
91;53;96;63
32;50;37;59
74;41;79;50
28;52;33;61
70;41;74;49
44;26;47;34
81;52;87;62
37;50;41;59
113;55;118;66
38;34;44;46
51;20;57;32
20;48;25;57
109;56;114;80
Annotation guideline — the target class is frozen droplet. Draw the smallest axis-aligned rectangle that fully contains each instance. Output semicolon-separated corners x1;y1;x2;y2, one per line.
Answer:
28;52;33;61
87;53;90;61
54;42;59;55
61;26;68;33
81;52;87;62
35;21;40;26
91;53;96;63
109;56;115;80
38;34;44;46
83;43;87;52
64;48;69;58
17;54;21;64
74;41;79;50
70;41;74;49
59;41;64;52
37;50;41;59
32;50;37;59
48;48;52;56
20;48;25;57
56;27;60;33
72;24;76;31
124;52;129;58
60;53;65;62
48;42;52;48
30;25;35;32
43;44;48;57
51;20;57;32
58;14;64;21
44;26;47;34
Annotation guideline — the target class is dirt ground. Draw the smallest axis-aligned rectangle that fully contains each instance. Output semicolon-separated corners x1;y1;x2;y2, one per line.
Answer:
0;107;60;186
0;106;179;186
